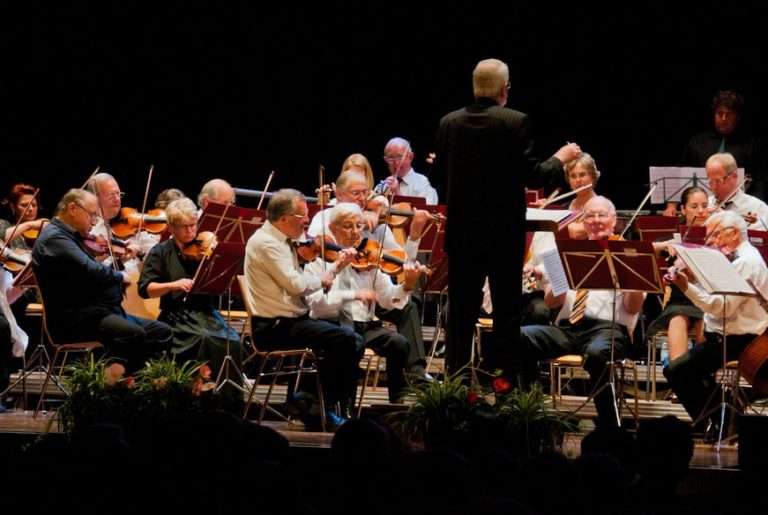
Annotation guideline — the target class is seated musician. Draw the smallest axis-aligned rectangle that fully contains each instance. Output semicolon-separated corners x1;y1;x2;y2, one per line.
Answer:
308;170;434;381
648;186;709;364
374;137;439;204
305;203;423;403
31;189;173;373
244;188;364;428
0;183;47;252
664;211;768;441
0;267;28;413
87;172;156;272
197;178;236;213
517;196;645;427
561;153;600;239
137;198;244;407
705;152;768;231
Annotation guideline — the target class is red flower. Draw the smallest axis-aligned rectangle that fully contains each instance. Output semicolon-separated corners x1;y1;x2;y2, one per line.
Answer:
467;391;480;404
492;377;511;394
124;376;135;389
199;364;212;380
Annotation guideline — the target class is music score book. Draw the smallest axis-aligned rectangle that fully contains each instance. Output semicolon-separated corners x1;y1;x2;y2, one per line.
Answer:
670;244;756;296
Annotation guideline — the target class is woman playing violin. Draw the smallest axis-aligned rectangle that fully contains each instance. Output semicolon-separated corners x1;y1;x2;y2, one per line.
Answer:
304;203;424;402
137;198;244;406
561;153;599;239
648;186;708;366
0;183;47;251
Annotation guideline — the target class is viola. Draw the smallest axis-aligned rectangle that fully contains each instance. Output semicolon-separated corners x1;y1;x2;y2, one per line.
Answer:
22;218;49;243
111;207;168;239
0;246;30;273
351;239;432;277
81;233;127;257
180;231;218;261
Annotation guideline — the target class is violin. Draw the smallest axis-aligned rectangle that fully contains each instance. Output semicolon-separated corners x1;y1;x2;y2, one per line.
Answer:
364;200;444;228
180;231;218;261
81;233;127;257
0;246;30;273
111;207;168;239
294;236;358;264
351;239;433;277
22;218;49;243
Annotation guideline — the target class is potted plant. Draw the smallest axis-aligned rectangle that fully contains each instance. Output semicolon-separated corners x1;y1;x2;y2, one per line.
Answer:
391;370;576;457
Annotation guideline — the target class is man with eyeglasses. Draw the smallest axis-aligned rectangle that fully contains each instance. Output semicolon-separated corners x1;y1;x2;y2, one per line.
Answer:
704;152;768;231
308;170;434;382
305;203;423;403
517;196;645;427
245;188;364;429
374;137;438;205
31;189;173;374
664;210;768;442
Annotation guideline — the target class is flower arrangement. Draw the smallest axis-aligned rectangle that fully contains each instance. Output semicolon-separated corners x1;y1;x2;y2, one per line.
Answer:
57;353;217;435
392;370;576;457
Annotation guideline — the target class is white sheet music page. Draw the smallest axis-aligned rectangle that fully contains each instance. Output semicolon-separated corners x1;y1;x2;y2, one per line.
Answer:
526;208;575;223
542;248;570;297
671;244;755;295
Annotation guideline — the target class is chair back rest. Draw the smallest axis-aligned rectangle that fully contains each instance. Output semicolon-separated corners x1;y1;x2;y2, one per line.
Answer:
237;275;256;351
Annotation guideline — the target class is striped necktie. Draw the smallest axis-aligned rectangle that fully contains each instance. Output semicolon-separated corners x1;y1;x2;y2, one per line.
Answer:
568;289;589;324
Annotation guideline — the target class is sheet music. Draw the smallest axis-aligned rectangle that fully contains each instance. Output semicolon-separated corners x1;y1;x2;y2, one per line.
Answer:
542;248;569;297
671;244;755;295
526;208;576;223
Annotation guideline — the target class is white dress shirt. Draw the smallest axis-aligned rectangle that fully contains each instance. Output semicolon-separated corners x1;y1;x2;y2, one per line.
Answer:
683;240;768;335
244;220;325;318
708;190;768;231
554;289;645;334
304;258;411;322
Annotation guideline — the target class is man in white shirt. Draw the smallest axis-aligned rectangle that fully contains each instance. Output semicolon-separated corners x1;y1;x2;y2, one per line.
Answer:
244;188;365;428
305;203;423;402
518;196;645;427
705;152;768;231
374;137;439;205
665;210;768;441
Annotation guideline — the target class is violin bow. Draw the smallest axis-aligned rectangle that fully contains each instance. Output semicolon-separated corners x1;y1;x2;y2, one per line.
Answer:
257;171;275;211
619;182;657;239
695;174;757;237
318;165;328;276
80;165;101;190
0;187;41;257
136;164;154;238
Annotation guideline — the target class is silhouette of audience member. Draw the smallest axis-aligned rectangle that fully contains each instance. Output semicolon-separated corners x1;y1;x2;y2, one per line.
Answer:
518;451;585;515
580;424;640;484
680;90;768;200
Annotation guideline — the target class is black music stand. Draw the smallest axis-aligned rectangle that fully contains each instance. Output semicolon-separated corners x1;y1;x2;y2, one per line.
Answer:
557;238;663;426
187;241;247;395
671;244;758;449
198;201;265;244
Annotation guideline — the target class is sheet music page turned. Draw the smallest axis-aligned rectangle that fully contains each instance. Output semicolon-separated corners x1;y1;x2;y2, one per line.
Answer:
542;248;569;297
671;244;755;296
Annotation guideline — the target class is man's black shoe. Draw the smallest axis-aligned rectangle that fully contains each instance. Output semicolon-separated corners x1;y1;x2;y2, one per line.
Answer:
282;391;318;421
408;365;434;383
703;420;721;444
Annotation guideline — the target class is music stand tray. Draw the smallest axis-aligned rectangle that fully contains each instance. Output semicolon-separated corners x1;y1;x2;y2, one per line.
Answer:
557;238;663;425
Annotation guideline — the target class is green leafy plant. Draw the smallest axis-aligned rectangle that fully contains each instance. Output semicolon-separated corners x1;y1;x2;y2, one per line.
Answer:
391;369;576;457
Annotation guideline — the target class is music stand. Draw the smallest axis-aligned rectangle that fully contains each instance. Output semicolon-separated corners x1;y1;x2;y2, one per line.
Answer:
671;243;758;449
187;241;247;395
557;238;663;426
198;201;265;244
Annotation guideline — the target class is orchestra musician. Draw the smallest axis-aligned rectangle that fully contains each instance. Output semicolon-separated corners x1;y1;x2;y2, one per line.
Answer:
341;153;376;191
308;170;434;381
304;203;423;403
31;188;173;374
664;210;768;442
705;152;768;231
137;198;244;407
197;178;236;213
518;196;645;427
0;183;46;251
374;137;439;204
244;188;364;429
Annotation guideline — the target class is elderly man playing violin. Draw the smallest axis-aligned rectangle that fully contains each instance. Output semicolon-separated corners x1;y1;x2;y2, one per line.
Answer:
705;152;768;231
305;203;423;403
137;198;244;409
245;188;365;429
308;170;434;381
664;210;768;442
31;188;173;374
517;196;646;427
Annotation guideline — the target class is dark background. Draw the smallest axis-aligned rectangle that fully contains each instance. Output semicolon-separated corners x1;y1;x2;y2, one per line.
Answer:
2;1;767;215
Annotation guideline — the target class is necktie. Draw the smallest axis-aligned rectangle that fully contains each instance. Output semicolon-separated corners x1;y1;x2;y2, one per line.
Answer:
337;266;355;328
568;289;589;325
718;137;726;153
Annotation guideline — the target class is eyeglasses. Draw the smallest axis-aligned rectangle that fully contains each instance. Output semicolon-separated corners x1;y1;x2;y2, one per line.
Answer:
706;226;735;240
102;191;126;201
345;188;370;198
74;203;100;222
340;222;366;231
708;171;735;187
173;222;198;231
583;212;613;221
288;212;308;220
383;154;408;163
